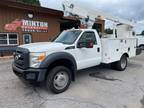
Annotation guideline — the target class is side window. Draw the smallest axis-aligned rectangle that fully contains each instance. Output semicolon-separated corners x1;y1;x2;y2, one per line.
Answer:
79;32;97;45
0;34;7;45
9;34;18;45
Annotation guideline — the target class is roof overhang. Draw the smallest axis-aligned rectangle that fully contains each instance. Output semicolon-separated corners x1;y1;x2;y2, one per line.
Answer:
0;0;64;17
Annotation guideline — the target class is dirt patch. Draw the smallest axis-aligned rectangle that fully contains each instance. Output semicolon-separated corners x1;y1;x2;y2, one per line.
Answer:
89;72;122;82
140;96;144;108
0;56;13;60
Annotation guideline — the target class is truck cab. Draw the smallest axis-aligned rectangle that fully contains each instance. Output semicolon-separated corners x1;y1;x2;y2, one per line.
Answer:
12;29;140;93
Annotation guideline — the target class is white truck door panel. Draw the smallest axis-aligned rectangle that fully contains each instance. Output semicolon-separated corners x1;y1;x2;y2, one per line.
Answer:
75;45;101;70
74;31;101;70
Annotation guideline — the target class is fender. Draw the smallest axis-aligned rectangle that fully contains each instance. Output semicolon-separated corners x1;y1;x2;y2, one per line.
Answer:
40;52;77;80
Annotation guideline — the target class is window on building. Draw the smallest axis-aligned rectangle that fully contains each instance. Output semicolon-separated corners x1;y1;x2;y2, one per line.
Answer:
0;33;18;45
0;34;7;45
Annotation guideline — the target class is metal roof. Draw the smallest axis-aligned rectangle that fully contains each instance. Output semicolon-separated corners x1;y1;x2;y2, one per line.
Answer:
0;0;64;17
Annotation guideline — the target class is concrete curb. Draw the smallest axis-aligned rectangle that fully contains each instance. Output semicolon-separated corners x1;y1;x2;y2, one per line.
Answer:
0;56;13;60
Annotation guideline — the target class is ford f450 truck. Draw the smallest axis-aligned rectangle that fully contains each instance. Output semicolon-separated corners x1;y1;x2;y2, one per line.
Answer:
12;29;141;93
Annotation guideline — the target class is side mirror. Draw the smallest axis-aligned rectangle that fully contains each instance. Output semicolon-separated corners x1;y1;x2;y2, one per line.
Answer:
77;39;94;48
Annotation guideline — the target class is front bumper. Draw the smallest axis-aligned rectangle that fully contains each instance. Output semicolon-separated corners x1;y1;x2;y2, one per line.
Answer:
12;63;47;82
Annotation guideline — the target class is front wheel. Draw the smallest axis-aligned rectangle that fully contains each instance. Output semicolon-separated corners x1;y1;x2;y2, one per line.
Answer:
115;55;128;71
46;66;71;94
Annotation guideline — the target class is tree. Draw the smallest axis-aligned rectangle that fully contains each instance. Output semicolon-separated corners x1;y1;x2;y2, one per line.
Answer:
17;0;41;6
141;30;144;35
92;23;101;34
105;28;113;34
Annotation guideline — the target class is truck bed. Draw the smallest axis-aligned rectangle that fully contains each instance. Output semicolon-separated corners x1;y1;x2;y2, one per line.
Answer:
101;37;137;64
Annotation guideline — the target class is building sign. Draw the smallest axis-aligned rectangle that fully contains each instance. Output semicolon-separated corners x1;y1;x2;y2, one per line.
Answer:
4;19;22;31
22;20;48;32
4;19;48;32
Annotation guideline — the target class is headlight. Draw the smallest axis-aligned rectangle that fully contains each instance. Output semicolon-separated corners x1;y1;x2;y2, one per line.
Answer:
30;52;46;68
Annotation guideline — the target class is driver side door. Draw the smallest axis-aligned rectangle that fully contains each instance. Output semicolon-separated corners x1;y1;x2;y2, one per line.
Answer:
75;31;101;70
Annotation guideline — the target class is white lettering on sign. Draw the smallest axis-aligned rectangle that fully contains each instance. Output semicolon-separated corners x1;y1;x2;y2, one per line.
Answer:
22;19;48;32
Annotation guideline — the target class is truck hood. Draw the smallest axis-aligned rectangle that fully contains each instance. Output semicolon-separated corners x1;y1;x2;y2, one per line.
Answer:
19;42;67;52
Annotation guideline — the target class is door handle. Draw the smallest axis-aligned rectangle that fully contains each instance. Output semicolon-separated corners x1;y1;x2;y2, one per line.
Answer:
97;47;100;52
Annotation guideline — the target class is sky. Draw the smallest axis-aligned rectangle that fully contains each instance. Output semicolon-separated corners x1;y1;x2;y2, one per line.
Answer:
40;0;144;33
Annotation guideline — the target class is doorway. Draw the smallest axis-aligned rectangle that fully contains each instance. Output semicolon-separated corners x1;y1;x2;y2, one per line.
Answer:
60;20;80;32
23;34;32;44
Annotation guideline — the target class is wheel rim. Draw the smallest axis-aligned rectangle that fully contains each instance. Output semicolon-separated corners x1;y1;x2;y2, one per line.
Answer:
53;71;69;90
121;57;127;69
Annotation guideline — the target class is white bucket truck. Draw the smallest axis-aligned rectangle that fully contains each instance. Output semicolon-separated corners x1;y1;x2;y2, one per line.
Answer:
12;2;142;93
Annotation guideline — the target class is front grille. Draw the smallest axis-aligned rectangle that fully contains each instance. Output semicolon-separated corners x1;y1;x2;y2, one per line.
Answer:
14;47;29;69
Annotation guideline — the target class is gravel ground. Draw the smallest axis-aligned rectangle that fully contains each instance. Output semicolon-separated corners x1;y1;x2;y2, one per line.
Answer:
0;53;144;108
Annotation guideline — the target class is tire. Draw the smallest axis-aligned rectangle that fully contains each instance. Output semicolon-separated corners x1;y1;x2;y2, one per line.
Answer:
110;62;116;70
140;45;144;50
46;66;71;94
115;55;127;71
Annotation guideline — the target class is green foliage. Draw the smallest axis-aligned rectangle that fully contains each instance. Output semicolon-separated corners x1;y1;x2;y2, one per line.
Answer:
17;0;41;6
92;23;101;33
141;30;144;35
105;28;113;34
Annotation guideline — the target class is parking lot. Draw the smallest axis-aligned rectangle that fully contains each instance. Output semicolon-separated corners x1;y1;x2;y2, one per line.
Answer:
0;53;144;108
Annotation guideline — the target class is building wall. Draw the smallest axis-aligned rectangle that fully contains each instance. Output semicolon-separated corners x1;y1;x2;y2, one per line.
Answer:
0;6;60;45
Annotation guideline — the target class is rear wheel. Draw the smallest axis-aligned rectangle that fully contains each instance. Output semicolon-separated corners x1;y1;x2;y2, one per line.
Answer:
140;45;144;50
115;55;127;71
46;66;71;94
111;62;116;70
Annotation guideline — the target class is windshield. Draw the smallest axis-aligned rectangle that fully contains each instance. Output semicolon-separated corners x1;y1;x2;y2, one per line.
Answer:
54;30;82;44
